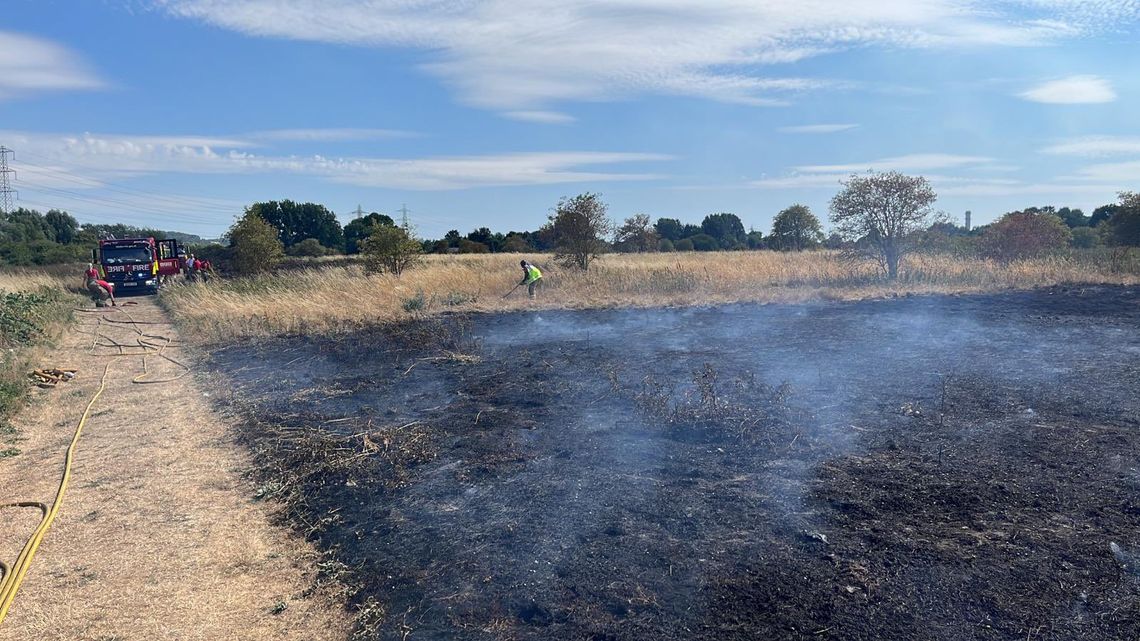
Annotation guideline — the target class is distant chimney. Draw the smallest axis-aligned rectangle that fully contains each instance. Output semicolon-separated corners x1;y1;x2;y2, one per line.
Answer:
964;210;972;231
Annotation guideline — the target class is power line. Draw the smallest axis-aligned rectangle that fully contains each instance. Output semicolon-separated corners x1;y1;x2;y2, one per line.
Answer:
13;158;240;213
15;149;243;211
15;181;219;225
0;147;16;215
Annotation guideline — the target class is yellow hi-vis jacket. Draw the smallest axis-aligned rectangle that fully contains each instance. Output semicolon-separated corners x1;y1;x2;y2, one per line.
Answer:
523;264;542;284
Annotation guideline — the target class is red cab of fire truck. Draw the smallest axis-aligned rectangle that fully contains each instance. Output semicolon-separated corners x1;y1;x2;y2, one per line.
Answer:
92;238;182;294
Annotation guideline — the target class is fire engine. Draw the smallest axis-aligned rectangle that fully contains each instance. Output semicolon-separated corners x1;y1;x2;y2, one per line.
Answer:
92;237;183;294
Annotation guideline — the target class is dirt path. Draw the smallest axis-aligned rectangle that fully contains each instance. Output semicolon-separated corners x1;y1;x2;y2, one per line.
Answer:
0;298;349;641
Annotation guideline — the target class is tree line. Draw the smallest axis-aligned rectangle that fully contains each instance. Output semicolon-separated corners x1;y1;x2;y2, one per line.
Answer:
0;207;210;266
6;178;1138;281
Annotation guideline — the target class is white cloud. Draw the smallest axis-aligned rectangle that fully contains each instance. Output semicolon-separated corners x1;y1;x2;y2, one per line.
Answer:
247;128;415;142
0;31;104;99
1067;159;1140;183
1;130;672;190
152;1;1140;113
1041;135;1140;156
778;124;859;134
1018;75;1117;104
502;111;576;125
794;153;992;173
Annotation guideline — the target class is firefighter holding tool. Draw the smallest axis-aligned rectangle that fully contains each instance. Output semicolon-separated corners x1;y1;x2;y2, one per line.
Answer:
519;260;542;299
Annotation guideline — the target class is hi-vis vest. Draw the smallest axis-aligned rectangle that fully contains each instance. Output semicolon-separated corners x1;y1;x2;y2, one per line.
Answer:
525;265;542;283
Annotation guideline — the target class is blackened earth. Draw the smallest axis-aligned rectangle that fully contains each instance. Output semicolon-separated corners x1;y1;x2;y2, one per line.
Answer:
206;285;1140;641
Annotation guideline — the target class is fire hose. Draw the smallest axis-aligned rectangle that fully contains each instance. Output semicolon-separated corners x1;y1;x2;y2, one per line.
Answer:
0;306;191;625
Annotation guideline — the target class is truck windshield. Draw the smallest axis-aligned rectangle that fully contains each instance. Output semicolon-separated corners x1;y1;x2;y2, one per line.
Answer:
102;246;153;264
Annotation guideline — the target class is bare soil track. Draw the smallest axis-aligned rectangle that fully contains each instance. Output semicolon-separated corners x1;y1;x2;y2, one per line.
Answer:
0;298;347;640
208;285;1140;641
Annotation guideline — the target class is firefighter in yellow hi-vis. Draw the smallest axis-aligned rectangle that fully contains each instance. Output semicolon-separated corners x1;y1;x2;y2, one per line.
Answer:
519;260;543;299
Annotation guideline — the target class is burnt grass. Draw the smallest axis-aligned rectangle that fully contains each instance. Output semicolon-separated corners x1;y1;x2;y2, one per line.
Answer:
205;285;1140;641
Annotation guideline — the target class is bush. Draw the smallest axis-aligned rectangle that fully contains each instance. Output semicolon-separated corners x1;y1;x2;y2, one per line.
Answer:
657;238;675;252
674;238;695;252
401;290;427;312
1070;227;1100;249
286;238;338;257
984;210;1072;261
227;212;285;275
457;239;489;254
688;233;719;251
362;224;422;276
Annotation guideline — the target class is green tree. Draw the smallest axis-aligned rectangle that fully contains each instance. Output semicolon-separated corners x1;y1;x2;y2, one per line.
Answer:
700;213;746;249
286;238;337;257
654;218;685;241
1;209;53;243
746;230;764;249
246;200;344;250
769;204;824;251
1107;191;1140;247
227;212;284;275
466;227;500;252
614;213;659;252
1069;227;1100;249
983;209;1072;260
501;234;533;253
1090;204;1119;227
688;233;719;251
361;221;422;275
1055;207;1089;228
44;210;79;244
829;171;938;280
457;238;490;253
550;193;612;270
658;238;675;252
344;212;395;253
674;238;695;251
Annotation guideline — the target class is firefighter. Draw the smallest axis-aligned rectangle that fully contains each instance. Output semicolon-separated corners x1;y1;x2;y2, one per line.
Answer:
87;278;116;307
519;260;542;299
82;263;99;287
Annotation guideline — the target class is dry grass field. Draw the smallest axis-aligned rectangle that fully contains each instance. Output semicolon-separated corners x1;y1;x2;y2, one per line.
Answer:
161;250;1139;340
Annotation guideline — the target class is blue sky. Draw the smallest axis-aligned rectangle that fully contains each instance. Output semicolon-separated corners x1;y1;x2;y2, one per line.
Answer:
2;0;1139;239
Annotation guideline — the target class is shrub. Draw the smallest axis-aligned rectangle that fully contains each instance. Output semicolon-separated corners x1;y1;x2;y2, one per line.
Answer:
984;210;1072;261
1070;227;1100;249
550;193;612;270
227;212;285;275
362;224;422;276
688;233;719;251
657;238;675;252
286;238;338;257
674;238;695;252
401;290;427;312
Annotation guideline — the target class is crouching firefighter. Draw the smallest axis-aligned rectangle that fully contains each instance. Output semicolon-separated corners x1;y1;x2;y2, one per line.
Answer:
519;260;542;299
87;277;116;307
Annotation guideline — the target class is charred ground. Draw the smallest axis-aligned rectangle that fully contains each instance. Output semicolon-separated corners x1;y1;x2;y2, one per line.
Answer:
205;285;1140;641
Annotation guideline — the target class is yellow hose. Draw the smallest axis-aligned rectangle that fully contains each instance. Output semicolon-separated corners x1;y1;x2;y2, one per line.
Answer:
0;360;115;624
0;305;190;625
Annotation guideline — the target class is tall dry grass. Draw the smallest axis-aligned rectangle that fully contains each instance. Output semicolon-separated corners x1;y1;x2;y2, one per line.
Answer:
160;251;1139;341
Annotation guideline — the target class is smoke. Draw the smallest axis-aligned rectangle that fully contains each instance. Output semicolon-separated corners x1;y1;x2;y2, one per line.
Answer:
205;287;1140;638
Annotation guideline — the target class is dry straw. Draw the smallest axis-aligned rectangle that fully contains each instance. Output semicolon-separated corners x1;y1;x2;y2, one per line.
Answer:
160;251;1139;341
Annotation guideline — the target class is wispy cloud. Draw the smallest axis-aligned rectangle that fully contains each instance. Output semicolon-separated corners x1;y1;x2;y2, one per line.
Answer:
0;31;104;100
1018;75;1116;104
247;128;416;142
1;130;672;190
1067;159;1140;183
152;1;1140;114
1041;135;1140;156
778;124;859;134
794;153;993;174
752;154;1007;190
502;111;576;125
